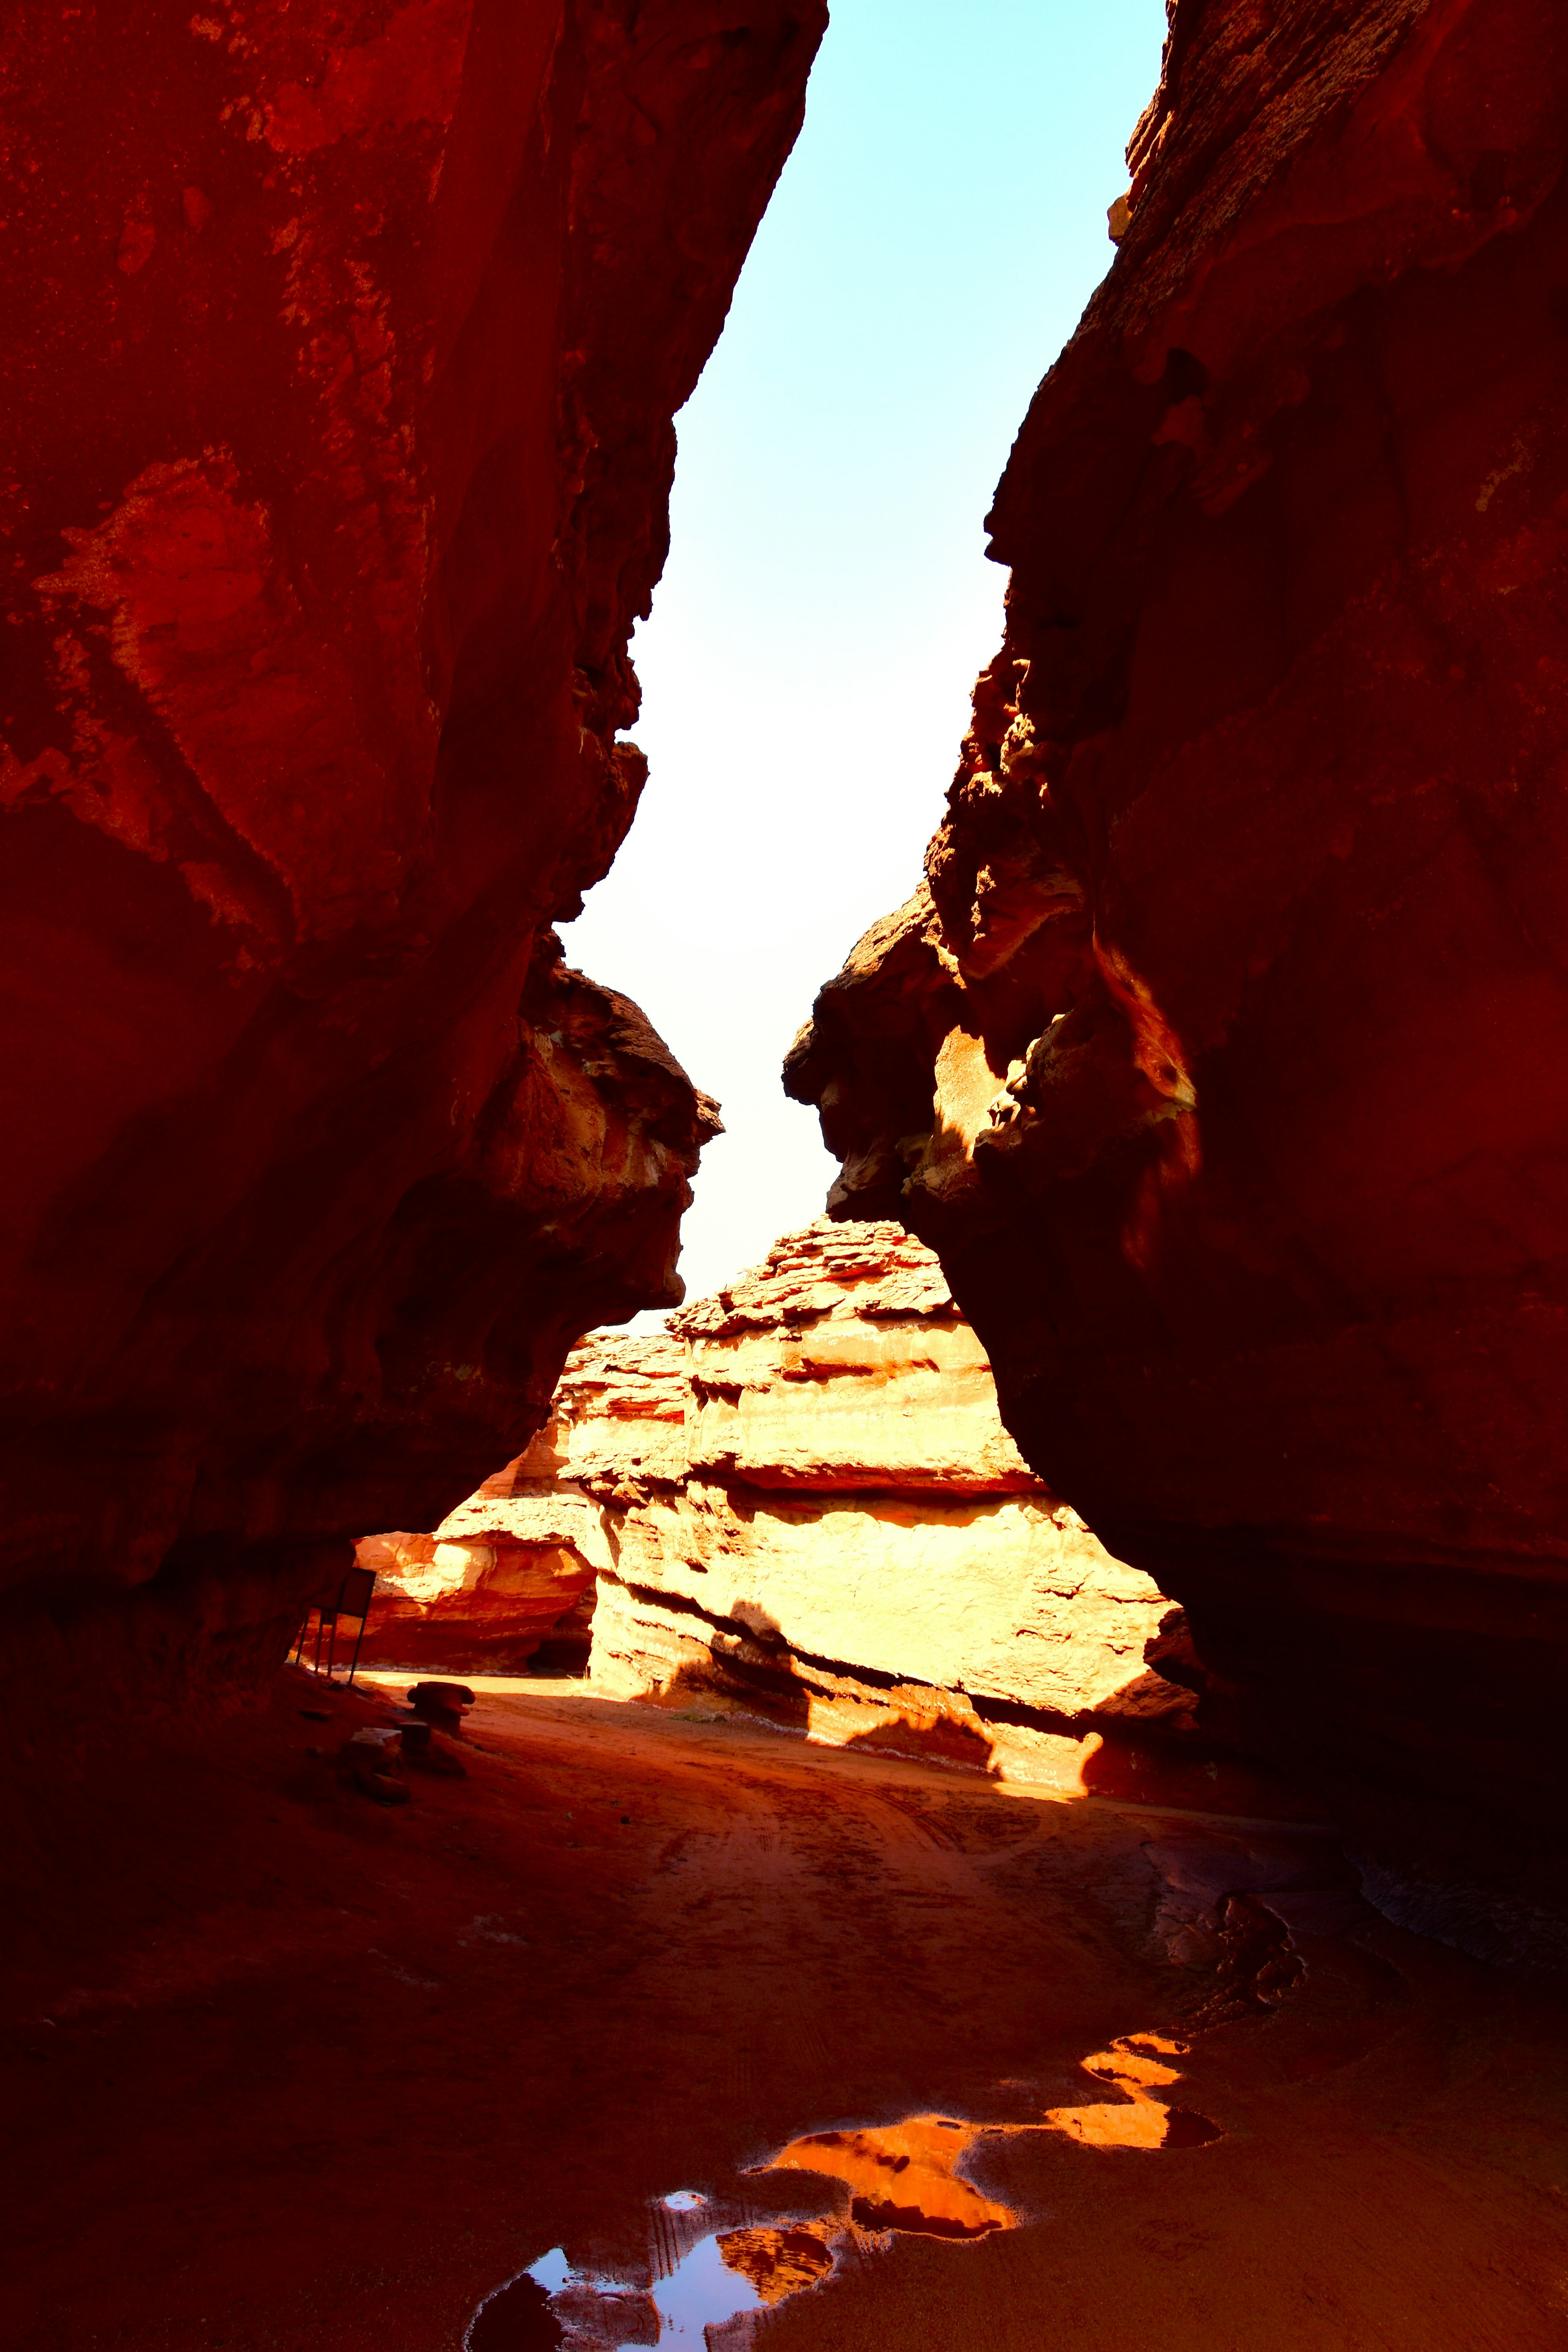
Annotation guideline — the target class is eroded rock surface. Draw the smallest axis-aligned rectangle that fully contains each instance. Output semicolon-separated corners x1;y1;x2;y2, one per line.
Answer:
785;0;1568;1908
550;1221;1196;1791
356;1438;608;1672
0;0;822;1738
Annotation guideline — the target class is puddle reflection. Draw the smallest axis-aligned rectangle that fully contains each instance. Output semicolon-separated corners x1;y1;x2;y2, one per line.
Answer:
714;2222;836;2304
767;2115;1013;2238
1043;2034;1222;2151
467;2032;1221;2345
467;2205;767;2352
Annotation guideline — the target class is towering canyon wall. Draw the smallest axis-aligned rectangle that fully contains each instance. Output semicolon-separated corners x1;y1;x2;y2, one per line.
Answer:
0;0;824;1742
786;0;1568;1912
542;1221;1199;1793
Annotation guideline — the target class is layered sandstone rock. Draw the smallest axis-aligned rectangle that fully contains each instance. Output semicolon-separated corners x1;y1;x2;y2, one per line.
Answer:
786;0;1568;1907
0;1;822;1740
354;1442;610;1673
548;1221;1196;1792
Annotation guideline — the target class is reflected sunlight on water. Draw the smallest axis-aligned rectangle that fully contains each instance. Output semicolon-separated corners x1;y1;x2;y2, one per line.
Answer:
466;2031;1221;2345
766;2114;1015;2238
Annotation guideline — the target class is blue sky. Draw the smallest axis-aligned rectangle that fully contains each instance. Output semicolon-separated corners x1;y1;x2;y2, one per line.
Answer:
561;0;1169;1315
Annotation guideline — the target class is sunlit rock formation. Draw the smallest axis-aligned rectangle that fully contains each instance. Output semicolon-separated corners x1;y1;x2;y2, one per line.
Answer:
0;0;822;1744
548;1221;1196;1791
786;0;1568;1914
355;1437;609;1673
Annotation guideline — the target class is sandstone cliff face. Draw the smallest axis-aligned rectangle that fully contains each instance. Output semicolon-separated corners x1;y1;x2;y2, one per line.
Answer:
785;0;1568;1901
0;0;822;1731
548;1221;1196;1792
355;1436;609;1673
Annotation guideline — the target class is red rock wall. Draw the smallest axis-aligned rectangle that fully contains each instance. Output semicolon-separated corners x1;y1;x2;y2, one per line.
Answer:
787;0;1568;1916
0;0;822;1742
354;1532;599;1673
354;1438;612;1672
564;1220;1204;1797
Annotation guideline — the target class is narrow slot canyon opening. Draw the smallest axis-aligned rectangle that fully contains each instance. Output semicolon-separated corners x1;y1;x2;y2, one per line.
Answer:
7;5;1568;2349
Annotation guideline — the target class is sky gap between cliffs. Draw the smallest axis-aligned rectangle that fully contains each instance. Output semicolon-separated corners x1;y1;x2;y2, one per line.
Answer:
561;0;1168;1314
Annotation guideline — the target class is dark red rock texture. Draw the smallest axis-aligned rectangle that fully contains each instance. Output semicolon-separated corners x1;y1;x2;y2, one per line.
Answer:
0;0;822;1746
787;0;1568;1921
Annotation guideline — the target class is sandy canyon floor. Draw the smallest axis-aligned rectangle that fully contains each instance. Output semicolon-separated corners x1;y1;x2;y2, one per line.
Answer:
7;1670;1568;2350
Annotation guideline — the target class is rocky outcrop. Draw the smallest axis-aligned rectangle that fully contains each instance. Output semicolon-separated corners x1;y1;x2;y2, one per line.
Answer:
0;0;822;1744
356;1438;608;1672
785;0;1568;1909
547;1221;1198;1792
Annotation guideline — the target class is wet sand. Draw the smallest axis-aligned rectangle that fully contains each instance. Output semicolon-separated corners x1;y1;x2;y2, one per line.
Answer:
7;1664;1568;2349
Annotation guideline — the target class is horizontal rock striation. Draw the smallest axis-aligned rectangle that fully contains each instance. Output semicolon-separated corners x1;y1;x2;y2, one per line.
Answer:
0;0;822;1747
786;0;1568;1913
553;1220;1199;1792
355;1437;609;1674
